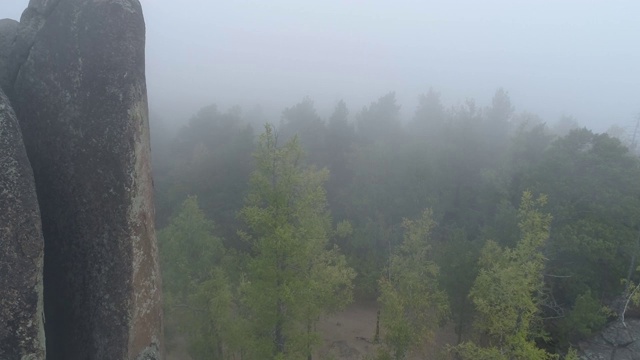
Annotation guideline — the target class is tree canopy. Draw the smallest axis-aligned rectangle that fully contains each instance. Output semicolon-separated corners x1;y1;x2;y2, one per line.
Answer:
151;90;640;359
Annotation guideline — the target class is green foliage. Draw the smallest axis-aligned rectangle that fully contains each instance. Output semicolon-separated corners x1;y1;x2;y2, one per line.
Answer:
343;141;416;300
371;347;393;360
564;348;579;360
279;97;327;166
557;290;609;343
336;219;353;239
454;191;555;360
435;229;480;343
187;267;249;359
628;276;640;308
378;209;449;359
159;196;224;306
523;130;640;298
324;100;356;220
158;196;240;359
154;105;255;242
356;92;402;145
239;124;355;359
153;94;640;358
512;129;640;345
408;88;445;137
451;342;509;360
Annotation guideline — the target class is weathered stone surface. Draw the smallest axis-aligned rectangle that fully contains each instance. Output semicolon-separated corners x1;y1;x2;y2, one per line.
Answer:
0;88;45;359
579;319;640;360
8;0;163;359
0;0;62;95
0;18;19;93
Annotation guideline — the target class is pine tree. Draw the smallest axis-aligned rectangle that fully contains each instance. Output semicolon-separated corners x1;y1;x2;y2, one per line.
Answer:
239;124;355;359
158;196;243;359
453;191;556;360
378;209;449;360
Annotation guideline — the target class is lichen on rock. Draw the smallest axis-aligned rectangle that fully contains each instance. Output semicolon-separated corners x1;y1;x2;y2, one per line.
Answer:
1;0;164;359
0;87;46;360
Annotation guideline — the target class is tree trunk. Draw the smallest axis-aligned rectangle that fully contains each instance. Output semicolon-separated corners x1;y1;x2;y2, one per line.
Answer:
374;310;380;344
275;299;285;355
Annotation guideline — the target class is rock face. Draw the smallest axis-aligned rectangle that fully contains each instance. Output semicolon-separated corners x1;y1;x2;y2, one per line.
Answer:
0;88;46;359
579;319;640;360
0;19;18;92
1;0;164;359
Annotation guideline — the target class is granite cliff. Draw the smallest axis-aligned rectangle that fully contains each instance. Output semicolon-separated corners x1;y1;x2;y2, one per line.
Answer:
0;1;163;359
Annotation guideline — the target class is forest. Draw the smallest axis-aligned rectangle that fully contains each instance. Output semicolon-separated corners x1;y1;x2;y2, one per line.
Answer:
151;88;640;360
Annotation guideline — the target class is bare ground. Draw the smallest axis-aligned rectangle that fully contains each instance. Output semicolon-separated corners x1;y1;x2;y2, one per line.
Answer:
315;302;457;360
166;302;457;360
166;331;193;360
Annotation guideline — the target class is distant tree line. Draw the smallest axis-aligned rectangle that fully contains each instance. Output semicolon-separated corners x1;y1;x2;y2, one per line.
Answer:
152;89;640;359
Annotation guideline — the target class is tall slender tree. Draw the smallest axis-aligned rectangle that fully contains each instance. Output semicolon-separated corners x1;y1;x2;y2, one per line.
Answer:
239;124;355;359
158;196;241;359
453;191;555;360
378;209;449;360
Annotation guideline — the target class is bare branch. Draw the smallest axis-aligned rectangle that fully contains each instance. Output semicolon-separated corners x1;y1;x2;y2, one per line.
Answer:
622;282;640;328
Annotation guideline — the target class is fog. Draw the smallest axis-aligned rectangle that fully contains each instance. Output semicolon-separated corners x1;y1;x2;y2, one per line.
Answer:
4;2;640;358
2;1;639;131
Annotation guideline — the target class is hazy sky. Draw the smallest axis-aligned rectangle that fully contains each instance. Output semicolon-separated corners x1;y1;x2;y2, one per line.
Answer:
1;1;639;131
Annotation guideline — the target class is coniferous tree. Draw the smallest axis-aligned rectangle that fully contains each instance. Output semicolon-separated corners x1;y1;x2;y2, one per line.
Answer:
453;191;555;360
159;197;245;359
239;124;355;359
378;209;449;360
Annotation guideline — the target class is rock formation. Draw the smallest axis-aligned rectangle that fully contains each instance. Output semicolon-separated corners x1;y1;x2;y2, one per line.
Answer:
0;0;163;359
0;18;18;92
579;319;640;360
0;86;46;360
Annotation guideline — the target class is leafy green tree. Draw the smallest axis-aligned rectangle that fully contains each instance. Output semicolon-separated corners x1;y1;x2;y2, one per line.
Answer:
329;95;408;300
159;196;224;308
343;142;407;298
279;97;327;166
433;99;492;235
454;191;555;360
239;124;355;359
486;88;514;134
187;266;250;359
154;104;254;243
325;100;356;220
506;122;554;206
407;88;446;139
356;92;402;145
378;209;449;360
556;290;610;344
436;228;480;344
344;93;423;294
159;196;242;359
518;129;640;316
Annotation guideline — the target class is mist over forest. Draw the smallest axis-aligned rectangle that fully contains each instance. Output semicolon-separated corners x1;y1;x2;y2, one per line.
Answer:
2;1;637;131
150;86;640;359
140;2;640;358
2;1;639;359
